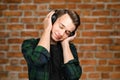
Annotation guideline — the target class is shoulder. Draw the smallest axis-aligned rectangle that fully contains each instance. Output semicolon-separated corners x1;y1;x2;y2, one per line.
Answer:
22;38;40;47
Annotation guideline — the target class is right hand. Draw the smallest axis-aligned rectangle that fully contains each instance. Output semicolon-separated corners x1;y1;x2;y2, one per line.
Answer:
43;11;55;32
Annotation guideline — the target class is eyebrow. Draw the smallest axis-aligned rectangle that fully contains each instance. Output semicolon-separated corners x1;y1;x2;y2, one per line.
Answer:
60;23;66;28
60;23;72;33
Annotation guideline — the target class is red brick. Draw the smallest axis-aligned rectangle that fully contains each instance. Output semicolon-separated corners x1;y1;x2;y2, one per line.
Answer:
9;18;19;22
108;18;119;23
78;52;83;58
85;38;93;44
34;0;49;3
114;53;120;58
81;17;97;23
21;31;39;37
0;45;9;51
66;0;81;2
38;4;48;10
0;25;5;30
50;4;67;9
88;73;100;78
81;60;97;65
111;73;120;79
82;31;98;37
0;66;4;71
10;31;20;37
3;11;22;16
72;38;84;44
0;71;8;78
97;45;108;51
51;0;66;2
98;17;107;23
95;38;113;44
107;4;120;9
98;31;111;36
23;66;28;71
23;0;32;3
0;39;6;44
92;10;110;16
19;73;28;78
110;46;120;51
0;59;8;64
20;60;27;65
0;52;5;58
96;24;113;30
0;5;7;10
3;0;22;3
95;4;104;9
0;18;7;23
21;18;38;23
111;0;120;2
111;10;120;16
8;38;23;44
35;24;43;30
6;66;22;71
80;73;87;79
24;11;32;16
111;31;120;36
82;0;91;2
9;5;18;10
96;66;113;72
98;60;107;65
35;11;48;16
83;66;95;72
11;45;20;51
19;5;37;10
83;52;94;58
77;4;95;9
92;0;110;2
10;59;19;65
95;52;113;58
7;24;24;30
7;52;23;58
109;59;120;65
101;73;110;79
115;66;120;72
80;46;97;51
67;4;76;9
84;24;94;30
82;10;91;16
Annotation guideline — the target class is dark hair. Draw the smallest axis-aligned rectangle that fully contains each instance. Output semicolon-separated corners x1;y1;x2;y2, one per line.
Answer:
54;9;80;31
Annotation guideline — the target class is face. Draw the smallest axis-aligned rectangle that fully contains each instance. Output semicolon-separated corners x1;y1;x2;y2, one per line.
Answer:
51;14;76;42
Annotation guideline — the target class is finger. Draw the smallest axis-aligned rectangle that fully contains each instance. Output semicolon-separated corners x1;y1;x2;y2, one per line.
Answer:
47;10;55;18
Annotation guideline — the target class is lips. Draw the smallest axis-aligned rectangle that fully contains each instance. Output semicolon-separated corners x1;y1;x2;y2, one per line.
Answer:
54;32;62;40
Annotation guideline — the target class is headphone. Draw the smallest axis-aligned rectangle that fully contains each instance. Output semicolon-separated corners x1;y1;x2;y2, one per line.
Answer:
51;10;75;36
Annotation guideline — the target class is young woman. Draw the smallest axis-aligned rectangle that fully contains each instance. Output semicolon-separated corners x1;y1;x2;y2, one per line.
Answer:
22;9;82;80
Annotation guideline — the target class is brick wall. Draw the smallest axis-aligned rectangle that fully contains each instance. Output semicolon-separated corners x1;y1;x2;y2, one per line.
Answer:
0;0;120;80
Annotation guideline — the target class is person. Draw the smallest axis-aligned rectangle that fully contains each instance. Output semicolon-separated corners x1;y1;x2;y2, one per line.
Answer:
21;9;82;80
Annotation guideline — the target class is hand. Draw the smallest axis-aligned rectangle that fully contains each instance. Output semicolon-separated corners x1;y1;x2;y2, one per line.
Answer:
61;32;77;45
43;11;55;32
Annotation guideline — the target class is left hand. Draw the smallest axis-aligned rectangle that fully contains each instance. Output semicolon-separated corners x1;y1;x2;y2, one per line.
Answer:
61;32;77;45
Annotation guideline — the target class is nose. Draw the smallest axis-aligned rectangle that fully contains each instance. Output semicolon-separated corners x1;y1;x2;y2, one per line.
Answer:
59;30;65;36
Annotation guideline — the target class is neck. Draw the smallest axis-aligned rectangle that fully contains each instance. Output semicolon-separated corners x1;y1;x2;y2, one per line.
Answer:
50;37;57;45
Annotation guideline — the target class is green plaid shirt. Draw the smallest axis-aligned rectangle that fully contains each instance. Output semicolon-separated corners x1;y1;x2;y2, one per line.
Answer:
21;38;82;80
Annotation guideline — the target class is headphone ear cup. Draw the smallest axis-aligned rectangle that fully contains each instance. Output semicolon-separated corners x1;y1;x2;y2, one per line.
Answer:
51;13;57;25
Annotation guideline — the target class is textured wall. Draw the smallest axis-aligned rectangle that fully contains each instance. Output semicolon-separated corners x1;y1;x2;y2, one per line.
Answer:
0;0;120;80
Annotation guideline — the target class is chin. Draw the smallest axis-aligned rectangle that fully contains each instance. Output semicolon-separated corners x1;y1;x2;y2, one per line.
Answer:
51;35;62;42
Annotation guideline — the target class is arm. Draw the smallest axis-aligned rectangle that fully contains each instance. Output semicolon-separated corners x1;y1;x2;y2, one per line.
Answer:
62;43;82;80
61;33;82;80
21;38;50;66
38;11;55;52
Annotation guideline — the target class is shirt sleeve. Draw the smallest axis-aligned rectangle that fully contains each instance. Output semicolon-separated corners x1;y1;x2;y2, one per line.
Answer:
62;43;82;80
21;38;50;67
